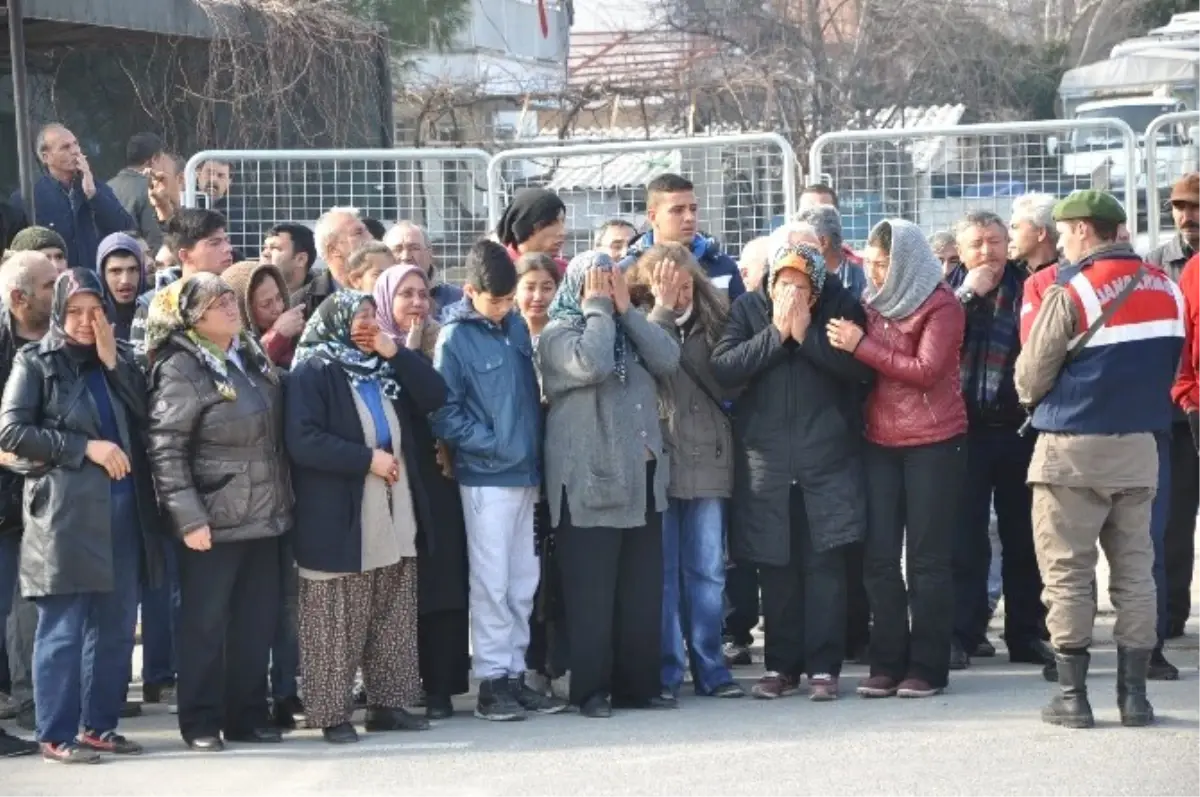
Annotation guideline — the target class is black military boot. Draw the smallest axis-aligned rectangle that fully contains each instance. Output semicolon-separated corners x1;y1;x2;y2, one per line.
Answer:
1116;647;1155;727
1041;650;1094;729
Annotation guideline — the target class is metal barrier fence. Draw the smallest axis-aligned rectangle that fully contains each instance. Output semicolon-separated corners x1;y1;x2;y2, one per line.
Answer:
808;119;1139;249
486;133;799;260
1144;111;1200;251
183;148;493;267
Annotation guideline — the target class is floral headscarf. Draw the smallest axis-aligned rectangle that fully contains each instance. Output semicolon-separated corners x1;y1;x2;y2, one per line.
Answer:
291;291;402;399
144;272;272;399
547;250;629;383
768;243;827;296
372;264;429;343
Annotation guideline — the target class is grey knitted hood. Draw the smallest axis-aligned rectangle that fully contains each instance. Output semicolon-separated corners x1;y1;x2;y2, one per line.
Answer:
862;219;943;320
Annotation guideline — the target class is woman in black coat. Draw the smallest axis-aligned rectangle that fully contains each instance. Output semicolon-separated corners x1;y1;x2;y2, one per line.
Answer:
0;269;162;763
711;244;874;702
285;291;447;742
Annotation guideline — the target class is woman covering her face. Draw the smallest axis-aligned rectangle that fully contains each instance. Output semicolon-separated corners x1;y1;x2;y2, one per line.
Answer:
370;266;471;720
0;269;162;762
285;291;449;740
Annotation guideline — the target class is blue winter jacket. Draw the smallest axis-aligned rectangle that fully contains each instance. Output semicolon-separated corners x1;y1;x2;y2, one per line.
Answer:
10;174;135;271
430;298;542;488
620;230;746;300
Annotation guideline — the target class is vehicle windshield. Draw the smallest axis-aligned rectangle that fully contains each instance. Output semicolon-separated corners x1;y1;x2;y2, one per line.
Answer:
1070;103;1182;148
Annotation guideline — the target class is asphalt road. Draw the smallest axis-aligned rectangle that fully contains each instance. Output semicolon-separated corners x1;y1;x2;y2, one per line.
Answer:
2;559;1197;795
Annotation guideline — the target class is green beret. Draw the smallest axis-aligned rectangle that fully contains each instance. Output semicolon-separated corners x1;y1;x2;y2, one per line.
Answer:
10;225;68;254
1051;190;1127;225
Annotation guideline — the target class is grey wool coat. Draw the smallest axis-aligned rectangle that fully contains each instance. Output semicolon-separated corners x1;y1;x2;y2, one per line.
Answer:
537;298;680;530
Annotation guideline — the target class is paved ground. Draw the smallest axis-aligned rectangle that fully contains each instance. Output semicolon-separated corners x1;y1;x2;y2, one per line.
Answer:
3;556;1197;795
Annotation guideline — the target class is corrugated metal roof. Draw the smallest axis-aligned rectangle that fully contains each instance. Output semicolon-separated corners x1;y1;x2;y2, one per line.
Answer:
541;149;683;192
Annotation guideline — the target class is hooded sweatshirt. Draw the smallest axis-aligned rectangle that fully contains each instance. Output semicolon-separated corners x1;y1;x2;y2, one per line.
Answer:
221;260;296;367
620;230;745;300
96;232;150;341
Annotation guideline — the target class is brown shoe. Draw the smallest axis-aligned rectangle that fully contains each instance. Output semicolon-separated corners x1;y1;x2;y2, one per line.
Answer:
751;671;800;699
896;677;942;698
856;675;899;698
808;675;839;702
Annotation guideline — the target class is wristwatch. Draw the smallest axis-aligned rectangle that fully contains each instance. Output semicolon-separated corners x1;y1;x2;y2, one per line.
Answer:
955;285;977;304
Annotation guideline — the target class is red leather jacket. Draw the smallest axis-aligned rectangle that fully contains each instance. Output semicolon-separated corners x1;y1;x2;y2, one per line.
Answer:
853;283;968;447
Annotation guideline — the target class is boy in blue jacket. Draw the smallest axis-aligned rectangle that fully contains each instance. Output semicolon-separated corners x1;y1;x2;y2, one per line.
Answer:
431;239;566;722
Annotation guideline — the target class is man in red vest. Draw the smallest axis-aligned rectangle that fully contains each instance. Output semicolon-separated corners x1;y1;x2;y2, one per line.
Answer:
1016;189;1184;730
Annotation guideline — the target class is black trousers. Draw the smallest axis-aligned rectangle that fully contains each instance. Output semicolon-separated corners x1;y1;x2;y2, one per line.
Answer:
527;497;569;678
176;536;280;742
418;608;470;698
953;425;1046;653
864;437;965;688
1166;420;1199;634
844;542;870;655
723;561;760;647
758;485;846;678
557;464;663;706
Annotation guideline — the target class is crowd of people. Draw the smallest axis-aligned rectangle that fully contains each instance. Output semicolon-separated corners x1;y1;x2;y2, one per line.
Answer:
0;124;1195;763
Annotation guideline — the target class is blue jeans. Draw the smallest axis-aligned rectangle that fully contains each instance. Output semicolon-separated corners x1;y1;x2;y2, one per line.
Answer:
33;490;140;744
270;541;299;700
1152;432;1171;645
661;498;734;695
139;542;179;687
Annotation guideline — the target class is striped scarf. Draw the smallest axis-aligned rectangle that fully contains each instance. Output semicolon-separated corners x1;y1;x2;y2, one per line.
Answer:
946;263;1022;411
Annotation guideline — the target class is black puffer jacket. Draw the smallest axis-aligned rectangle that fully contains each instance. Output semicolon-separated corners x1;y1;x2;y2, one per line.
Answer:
0;337;163;597
710;273;873;565
147;333;292;542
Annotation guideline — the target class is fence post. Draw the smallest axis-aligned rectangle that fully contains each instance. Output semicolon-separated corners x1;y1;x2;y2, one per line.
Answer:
1144;111;1200;252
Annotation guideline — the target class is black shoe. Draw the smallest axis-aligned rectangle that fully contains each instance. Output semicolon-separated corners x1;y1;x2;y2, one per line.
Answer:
709;682;746;698
142;682;173;704
1147;647;1179;681
1041;650;1095;729
613;692;678;710
1009;639;1054;666
365;706;430;732
322;722;359;744
949;640;970;671
474;678;526;722
352;683;367;707
185;735;225;752
0;728;38;757
119;700;143;719
722;641;753;668
974;639;997;658
273;695;304;729
512;675;568;715
225;727;283;744
425;694;454;720
580;694;612;718
1117;647;1156;727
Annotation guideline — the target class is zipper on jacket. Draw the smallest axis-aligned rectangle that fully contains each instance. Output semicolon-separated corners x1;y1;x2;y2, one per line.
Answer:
922;392;939;424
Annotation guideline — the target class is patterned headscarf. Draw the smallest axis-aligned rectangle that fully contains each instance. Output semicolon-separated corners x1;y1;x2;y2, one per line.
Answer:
291;291;402;399
547;250;629;383
769;243;827;296
372;264;429;343
144;272;272;399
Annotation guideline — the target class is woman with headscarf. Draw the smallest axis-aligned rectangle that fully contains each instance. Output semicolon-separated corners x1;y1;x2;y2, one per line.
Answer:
711;244;874;702
496;188;569;275
0;269;162;763
371;266;469;720
285;291;447;741
221;260;306;368
826;219;967;699
537;251;680;718
144;273;292;752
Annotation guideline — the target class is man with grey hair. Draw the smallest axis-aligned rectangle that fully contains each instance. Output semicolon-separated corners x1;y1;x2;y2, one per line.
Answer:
797;205;867;301
945;210;1048;674
384;220;462;321
8;124;133;271
314;206;372;287
736;236;772;293
1009;193;1061;276
0;251;58;754
928;230;960;276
